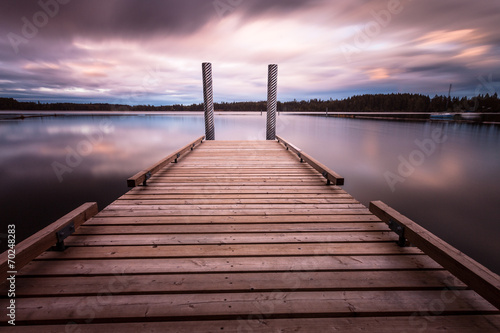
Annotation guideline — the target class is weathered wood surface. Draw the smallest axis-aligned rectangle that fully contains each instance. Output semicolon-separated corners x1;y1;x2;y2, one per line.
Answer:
2;139;499;331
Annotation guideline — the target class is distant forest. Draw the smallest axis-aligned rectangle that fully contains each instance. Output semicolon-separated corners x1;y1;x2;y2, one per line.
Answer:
1;93;500;112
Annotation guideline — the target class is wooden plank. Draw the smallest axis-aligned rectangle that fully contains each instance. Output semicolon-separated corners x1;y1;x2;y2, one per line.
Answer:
127;135;204;187
37;242;421;259
137;184;338;189
131;184;345;189
126;188;345;195
119;193;353;199
152;174;323;178
74;222;389;234
157;172;319;177
145;182;327;187
177;158;299;163
0;202;98;282
276;135;344;185
154;172;318;176
10;270;465;296
17;255;443;276
175;159;308;163
85;214;381;225
182;152;297;157
370;201;500;310
4;290;497;324
173;163;303;167
112;198;359;205
158;167;317;173
145;181;333;186
127;185;345;191
95;208;371;217
63;231;398;246
8;315;500;332
178;156;300;161
147;177;326;183
160;171;319;176
191;148;286;151
103;203;366;211
96;207;369;217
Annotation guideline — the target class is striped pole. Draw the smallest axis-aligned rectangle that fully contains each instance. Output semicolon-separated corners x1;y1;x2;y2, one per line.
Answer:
266;64;278;140
202;62;215;140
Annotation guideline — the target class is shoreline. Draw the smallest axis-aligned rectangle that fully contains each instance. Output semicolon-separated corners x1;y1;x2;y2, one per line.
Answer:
1;110;500;124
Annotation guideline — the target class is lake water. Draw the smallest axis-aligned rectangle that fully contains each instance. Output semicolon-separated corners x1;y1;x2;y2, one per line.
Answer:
1;112;499;274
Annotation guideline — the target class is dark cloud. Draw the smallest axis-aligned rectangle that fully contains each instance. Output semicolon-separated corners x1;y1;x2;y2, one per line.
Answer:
0;0;315;41
1;0;212;44
407;63;471;75
240;0;320;16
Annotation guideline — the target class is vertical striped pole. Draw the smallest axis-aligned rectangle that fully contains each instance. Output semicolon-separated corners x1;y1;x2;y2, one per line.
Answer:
202;62;215;140
266;64;278;140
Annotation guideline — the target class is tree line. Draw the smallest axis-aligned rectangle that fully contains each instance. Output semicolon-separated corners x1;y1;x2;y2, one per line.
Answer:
1;93;499;112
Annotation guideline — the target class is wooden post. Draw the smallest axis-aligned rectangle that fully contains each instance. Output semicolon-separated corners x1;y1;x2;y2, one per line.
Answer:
202;62;215;140
266;64;278;140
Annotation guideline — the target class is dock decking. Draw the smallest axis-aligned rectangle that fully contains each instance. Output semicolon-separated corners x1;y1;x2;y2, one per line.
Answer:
2;138;500;331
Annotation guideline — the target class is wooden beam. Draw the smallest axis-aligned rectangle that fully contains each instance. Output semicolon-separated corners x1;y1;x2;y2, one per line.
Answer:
369;200;500;310
276;135;344;185
127;135;205;187
0;202;98;281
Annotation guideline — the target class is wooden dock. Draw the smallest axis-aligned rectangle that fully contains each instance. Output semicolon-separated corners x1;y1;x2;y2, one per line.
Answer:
2;136;500;331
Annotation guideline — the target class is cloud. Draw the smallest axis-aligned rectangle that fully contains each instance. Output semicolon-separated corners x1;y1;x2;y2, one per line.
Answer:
0;0;499;104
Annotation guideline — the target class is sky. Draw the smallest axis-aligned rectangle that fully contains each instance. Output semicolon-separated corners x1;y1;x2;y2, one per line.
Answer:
0;0;499;106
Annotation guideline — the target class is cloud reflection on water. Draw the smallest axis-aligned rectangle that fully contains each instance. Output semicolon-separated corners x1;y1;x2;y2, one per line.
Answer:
0;114;499;274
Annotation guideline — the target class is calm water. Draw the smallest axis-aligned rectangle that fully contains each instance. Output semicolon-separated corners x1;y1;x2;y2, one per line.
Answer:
1;113;499;274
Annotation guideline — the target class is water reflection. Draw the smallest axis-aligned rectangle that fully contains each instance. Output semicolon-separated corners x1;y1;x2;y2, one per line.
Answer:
278;116;500;274
0;115;205;247
0;114;499;274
